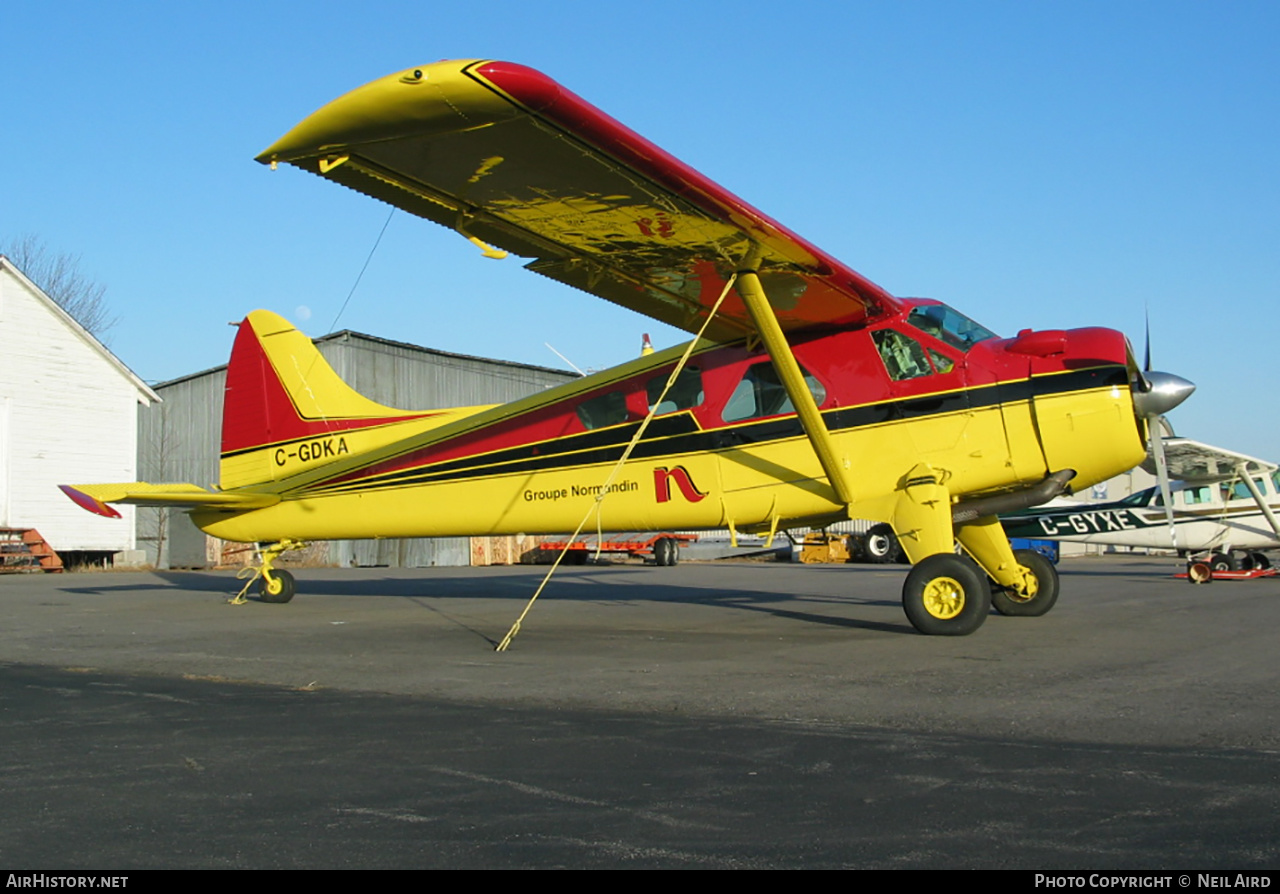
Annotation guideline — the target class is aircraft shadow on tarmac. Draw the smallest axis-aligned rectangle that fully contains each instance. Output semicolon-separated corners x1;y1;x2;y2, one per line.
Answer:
56;565;916;637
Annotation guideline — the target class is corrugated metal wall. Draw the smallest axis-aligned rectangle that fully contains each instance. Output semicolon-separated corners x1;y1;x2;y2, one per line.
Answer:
137;330;576;568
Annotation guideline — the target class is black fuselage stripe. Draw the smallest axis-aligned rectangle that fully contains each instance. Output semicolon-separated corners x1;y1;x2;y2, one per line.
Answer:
294;365;1129;496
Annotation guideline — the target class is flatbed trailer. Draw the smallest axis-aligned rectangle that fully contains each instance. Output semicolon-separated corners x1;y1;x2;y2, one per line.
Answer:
539;533;697;566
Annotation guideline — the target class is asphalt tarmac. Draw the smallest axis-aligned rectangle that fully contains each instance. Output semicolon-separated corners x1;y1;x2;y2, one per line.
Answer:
1;555;1277;868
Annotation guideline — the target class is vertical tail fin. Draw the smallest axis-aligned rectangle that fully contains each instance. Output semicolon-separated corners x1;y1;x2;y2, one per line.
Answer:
219;311;423;489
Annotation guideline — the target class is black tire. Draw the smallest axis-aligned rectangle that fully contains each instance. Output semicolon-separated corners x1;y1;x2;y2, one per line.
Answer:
865;524;900;564
258;569;296;604
1209;552;1237;572
666;538;680;566
653;537;673;567
902;554;991;636
1244;552;1270;571
991;549;1060;617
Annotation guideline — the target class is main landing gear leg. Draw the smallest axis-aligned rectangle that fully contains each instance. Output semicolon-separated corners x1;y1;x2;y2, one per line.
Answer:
893;465;991;636
955;516;1059;617
232;539;305;605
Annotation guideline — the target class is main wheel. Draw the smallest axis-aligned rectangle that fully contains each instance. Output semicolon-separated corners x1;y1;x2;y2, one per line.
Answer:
1209;552;1237;572
258;569;296;604
991;549;1060;617
1244;552;1270;571
865;524;900;564
665;538;680;566
902;554;991;636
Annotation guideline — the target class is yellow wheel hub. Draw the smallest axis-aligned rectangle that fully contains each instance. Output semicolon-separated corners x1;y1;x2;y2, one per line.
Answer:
1005;566;1039;604
922;576;966;619
264;576;284;595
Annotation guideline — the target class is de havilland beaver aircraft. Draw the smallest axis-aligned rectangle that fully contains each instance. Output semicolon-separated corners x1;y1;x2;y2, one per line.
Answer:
1003;438;1280;572
61;60;1195;636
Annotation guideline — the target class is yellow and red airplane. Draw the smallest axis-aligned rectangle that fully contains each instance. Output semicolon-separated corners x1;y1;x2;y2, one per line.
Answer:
61;60;1194;635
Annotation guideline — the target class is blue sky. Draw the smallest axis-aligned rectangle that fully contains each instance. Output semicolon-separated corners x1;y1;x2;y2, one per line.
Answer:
5;1;1279;458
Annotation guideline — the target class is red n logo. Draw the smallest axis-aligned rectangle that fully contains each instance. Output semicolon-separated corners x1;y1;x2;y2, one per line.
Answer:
654;466;707;503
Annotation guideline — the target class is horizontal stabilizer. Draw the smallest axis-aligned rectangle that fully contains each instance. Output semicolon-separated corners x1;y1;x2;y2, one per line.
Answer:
59;483;280;518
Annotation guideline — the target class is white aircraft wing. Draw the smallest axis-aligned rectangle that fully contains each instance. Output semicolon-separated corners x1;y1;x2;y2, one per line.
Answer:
1140;438;1277;482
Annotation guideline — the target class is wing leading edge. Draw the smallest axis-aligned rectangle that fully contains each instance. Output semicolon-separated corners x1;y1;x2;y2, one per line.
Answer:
256;60;902;341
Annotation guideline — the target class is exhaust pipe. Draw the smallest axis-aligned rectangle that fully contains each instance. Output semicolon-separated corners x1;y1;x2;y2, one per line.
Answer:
951;469;1077;525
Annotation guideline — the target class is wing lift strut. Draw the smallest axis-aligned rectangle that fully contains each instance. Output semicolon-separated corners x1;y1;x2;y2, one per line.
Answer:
735;257;1067;635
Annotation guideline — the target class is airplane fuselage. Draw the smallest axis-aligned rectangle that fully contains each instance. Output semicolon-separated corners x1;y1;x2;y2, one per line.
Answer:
1004;473;1280;553
194;301;1148;544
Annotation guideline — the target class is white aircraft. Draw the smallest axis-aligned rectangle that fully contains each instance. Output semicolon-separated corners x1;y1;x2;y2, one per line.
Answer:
1001;438;1280;571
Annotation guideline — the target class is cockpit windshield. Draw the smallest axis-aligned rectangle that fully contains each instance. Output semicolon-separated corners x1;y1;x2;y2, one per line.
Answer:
1117;488;1156;507
907;304;999;352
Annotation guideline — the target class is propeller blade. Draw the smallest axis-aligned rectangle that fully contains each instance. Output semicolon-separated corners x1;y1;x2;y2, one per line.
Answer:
1149;412;1178;551
1143;307;1152;374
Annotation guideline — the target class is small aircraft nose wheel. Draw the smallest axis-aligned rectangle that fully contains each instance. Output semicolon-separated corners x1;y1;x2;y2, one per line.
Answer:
991;549;1060;617
259;569;296;604
902;554;991;636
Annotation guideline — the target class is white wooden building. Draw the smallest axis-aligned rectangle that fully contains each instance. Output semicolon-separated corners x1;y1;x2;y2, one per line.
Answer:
0;257;158;554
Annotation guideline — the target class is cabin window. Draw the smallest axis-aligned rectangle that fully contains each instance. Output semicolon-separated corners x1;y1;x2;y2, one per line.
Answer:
646;368;703;416
722;362;826;423
1181;485;1212;505
576;391;628;430
907;304;998;351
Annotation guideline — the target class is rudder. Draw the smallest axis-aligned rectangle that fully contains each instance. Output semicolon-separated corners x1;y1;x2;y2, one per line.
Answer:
219;310;421;489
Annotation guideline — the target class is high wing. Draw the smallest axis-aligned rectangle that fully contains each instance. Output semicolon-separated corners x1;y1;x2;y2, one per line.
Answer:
1140;438;1278;482
256;60;902;342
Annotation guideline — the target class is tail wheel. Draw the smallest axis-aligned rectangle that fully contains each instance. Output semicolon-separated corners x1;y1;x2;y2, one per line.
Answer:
865;524;901;564
991;549;1060;617
902;554;991;636
258;569;296;604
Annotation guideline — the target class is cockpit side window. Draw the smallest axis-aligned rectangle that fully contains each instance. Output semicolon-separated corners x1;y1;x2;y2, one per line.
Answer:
872;330;935;381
